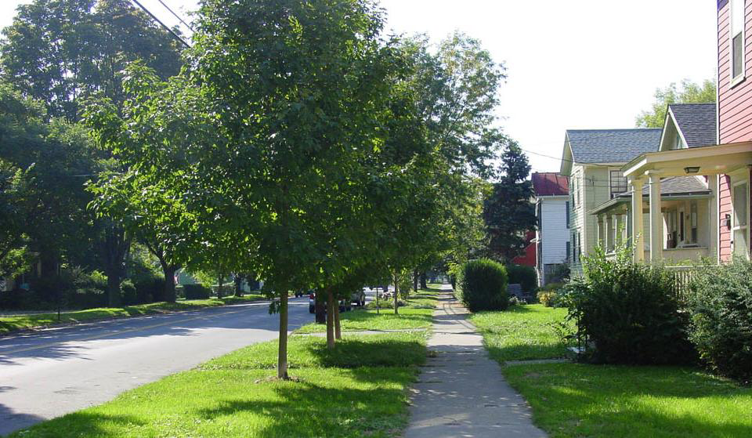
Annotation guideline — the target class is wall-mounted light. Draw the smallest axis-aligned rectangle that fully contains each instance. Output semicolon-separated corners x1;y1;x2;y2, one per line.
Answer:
684;166;701;174
725;214;732;230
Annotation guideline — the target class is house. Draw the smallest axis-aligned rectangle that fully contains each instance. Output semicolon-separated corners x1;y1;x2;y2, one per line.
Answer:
560;129;663;271
511;230;537;268
592;104;716;264
621;0;752;263
531;172;570;285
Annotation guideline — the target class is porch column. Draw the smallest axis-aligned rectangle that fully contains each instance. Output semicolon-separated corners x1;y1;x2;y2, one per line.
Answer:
603;215;610;251
608;214;615;252
708;174;719;263
630;177;645;262
648;172;663;262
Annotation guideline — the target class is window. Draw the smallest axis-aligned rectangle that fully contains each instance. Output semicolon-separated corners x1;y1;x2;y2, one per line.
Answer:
733;182;749;257
731;0;746;82
566;241;571;262
565;201;570;228
609;170;628;198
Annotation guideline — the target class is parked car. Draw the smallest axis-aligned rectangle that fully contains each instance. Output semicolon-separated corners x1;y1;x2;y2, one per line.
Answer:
308;289;366;313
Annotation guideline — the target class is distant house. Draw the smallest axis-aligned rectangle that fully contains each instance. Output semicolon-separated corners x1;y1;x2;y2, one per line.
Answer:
531;172;569;285
511;230;537;268
560;129;663;272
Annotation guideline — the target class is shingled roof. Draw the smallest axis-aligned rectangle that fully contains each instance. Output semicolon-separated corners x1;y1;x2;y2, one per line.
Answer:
532;172;569;197
566;129;662;164
668;104;717;148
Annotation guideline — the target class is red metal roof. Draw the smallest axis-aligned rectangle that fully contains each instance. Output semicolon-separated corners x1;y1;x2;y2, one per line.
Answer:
532;172;569;197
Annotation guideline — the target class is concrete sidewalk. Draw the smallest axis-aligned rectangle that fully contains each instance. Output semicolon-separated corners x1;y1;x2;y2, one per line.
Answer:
404;291;547;438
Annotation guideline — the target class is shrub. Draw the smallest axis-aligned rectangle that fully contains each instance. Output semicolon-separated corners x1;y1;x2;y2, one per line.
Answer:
537;291;557;307
565;246;693;365
184;284;212;300
687;259;752;383
458;259;508;312
505;264;537;292
121;280;138;306
538;282;564;292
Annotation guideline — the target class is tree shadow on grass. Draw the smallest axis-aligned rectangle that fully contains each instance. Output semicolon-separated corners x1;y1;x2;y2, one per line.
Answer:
196;372;412;438
6;412;145;438
309;337;427;369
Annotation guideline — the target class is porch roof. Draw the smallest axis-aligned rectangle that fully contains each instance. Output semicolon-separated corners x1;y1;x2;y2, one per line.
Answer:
622;142;752;178
590;176;711;216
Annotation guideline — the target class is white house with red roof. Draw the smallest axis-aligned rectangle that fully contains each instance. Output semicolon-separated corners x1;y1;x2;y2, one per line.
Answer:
532;172;570;285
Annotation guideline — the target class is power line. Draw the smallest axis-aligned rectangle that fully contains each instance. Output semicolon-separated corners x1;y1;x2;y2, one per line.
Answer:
130;0;191;49
155;0;195;33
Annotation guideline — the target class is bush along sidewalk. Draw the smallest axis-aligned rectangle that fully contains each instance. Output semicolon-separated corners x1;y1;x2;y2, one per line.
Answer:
456;258;509;312
0;294;264;336
10;323;430;437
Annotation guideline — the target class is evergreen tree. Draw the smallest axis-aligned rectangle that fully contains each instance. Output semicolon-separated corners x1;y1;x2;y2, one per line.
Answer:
483;142;536;261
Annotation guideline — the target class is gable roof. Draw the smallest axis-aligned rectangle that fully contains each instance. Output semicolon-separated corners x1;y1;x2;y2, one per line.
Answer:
668;104;717;148
566;129;663;164
532;172;568;197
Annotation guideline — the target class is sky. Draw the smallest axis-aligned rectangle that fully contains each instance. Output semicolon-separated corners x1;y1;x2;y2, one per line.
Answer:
0;0;717;173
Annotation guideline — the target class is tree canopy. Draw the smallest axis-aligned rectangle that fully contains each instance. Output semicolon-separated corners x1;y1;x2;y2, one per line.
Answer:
636;79;716;128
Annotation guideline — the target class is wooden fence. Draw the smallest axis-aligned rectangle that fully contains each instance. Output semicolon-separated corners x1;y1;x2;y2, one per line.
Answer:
666;266;696;304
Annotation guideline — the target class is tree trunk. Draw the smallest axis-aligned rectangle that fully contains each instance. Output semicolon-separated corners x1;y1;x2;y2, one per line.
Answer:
277;289;289;379
217;274;224;299
334;303;342;340
315;295;326;324
420;272;427;289
393;271;399;315
326;289;335;349
163;264;177;303
234;275;243;297
413;269;419;293
107;270;121;308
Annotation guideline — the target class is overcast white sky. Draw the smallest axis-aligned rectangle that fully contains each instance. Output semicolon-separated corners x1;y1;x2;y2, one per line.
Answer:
0;0;717;173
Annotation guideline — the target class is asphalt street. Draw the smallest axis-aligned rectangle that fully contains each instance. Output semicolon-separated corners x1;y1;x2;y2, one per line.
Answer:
0;296;313;436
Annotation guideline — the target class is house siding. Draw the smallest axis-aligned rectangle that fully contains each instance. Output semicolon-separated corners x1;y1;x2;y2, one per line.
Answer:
568;164;615;272
537;197;570;284
718;0;752;143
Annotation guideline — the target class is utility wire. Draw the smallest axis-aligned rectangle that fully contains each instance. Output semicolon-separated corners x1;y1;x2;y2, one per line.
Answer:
155;0;195;33
130;0;191;48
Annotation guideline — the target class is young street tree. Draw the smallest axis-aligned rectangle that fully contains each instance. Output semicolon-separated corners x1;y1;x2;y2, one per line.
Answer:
87;0;400;379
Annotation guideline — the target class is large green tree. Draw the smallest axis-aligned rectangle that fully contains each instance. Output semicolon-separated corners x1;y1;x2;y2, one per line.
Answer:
1;0;183;122
636;79;716;128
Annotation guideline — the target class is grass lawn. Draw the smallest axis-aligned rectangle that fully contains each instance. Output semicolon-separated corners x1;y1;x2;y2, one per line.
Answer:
293;288;439;334
470;304;573;362
9;332;429;438
504;363;752;438
474;303;752;437
0;294;264;335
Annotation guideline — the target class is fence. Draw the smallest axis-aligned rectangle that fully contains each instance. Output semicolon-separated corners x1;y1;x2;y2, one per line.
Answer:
666;266;696;304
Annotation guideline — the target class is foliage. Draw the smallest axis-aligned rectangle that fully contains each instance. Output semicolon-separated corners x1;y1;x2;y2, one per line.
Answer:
458;258;509;312
0;0;183;122
484;142;536;261
183;284;212;301
564;246;694;365
505;263;538;292
687;259;752;384
636;79;716;128
536;291;558;307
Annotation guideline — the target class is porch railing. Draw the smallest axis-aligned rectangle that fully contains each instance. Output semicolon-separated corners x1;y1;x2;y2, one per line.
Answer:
666;266;695;304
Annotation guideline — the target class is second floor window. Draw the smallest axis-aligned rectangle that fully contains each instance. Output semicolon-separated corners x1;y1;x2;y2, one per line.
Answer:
732;0;746;82
610;170;628;198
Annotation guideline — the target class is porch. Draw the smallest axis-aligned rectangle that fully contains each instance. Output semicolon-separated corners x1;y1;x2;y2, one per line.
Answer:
591;181;712;265
622;142;752;263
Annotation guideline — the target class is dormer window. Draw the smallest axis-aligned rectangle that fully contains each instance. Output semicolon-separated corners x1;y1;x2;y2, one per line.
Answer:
731;0;746;83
